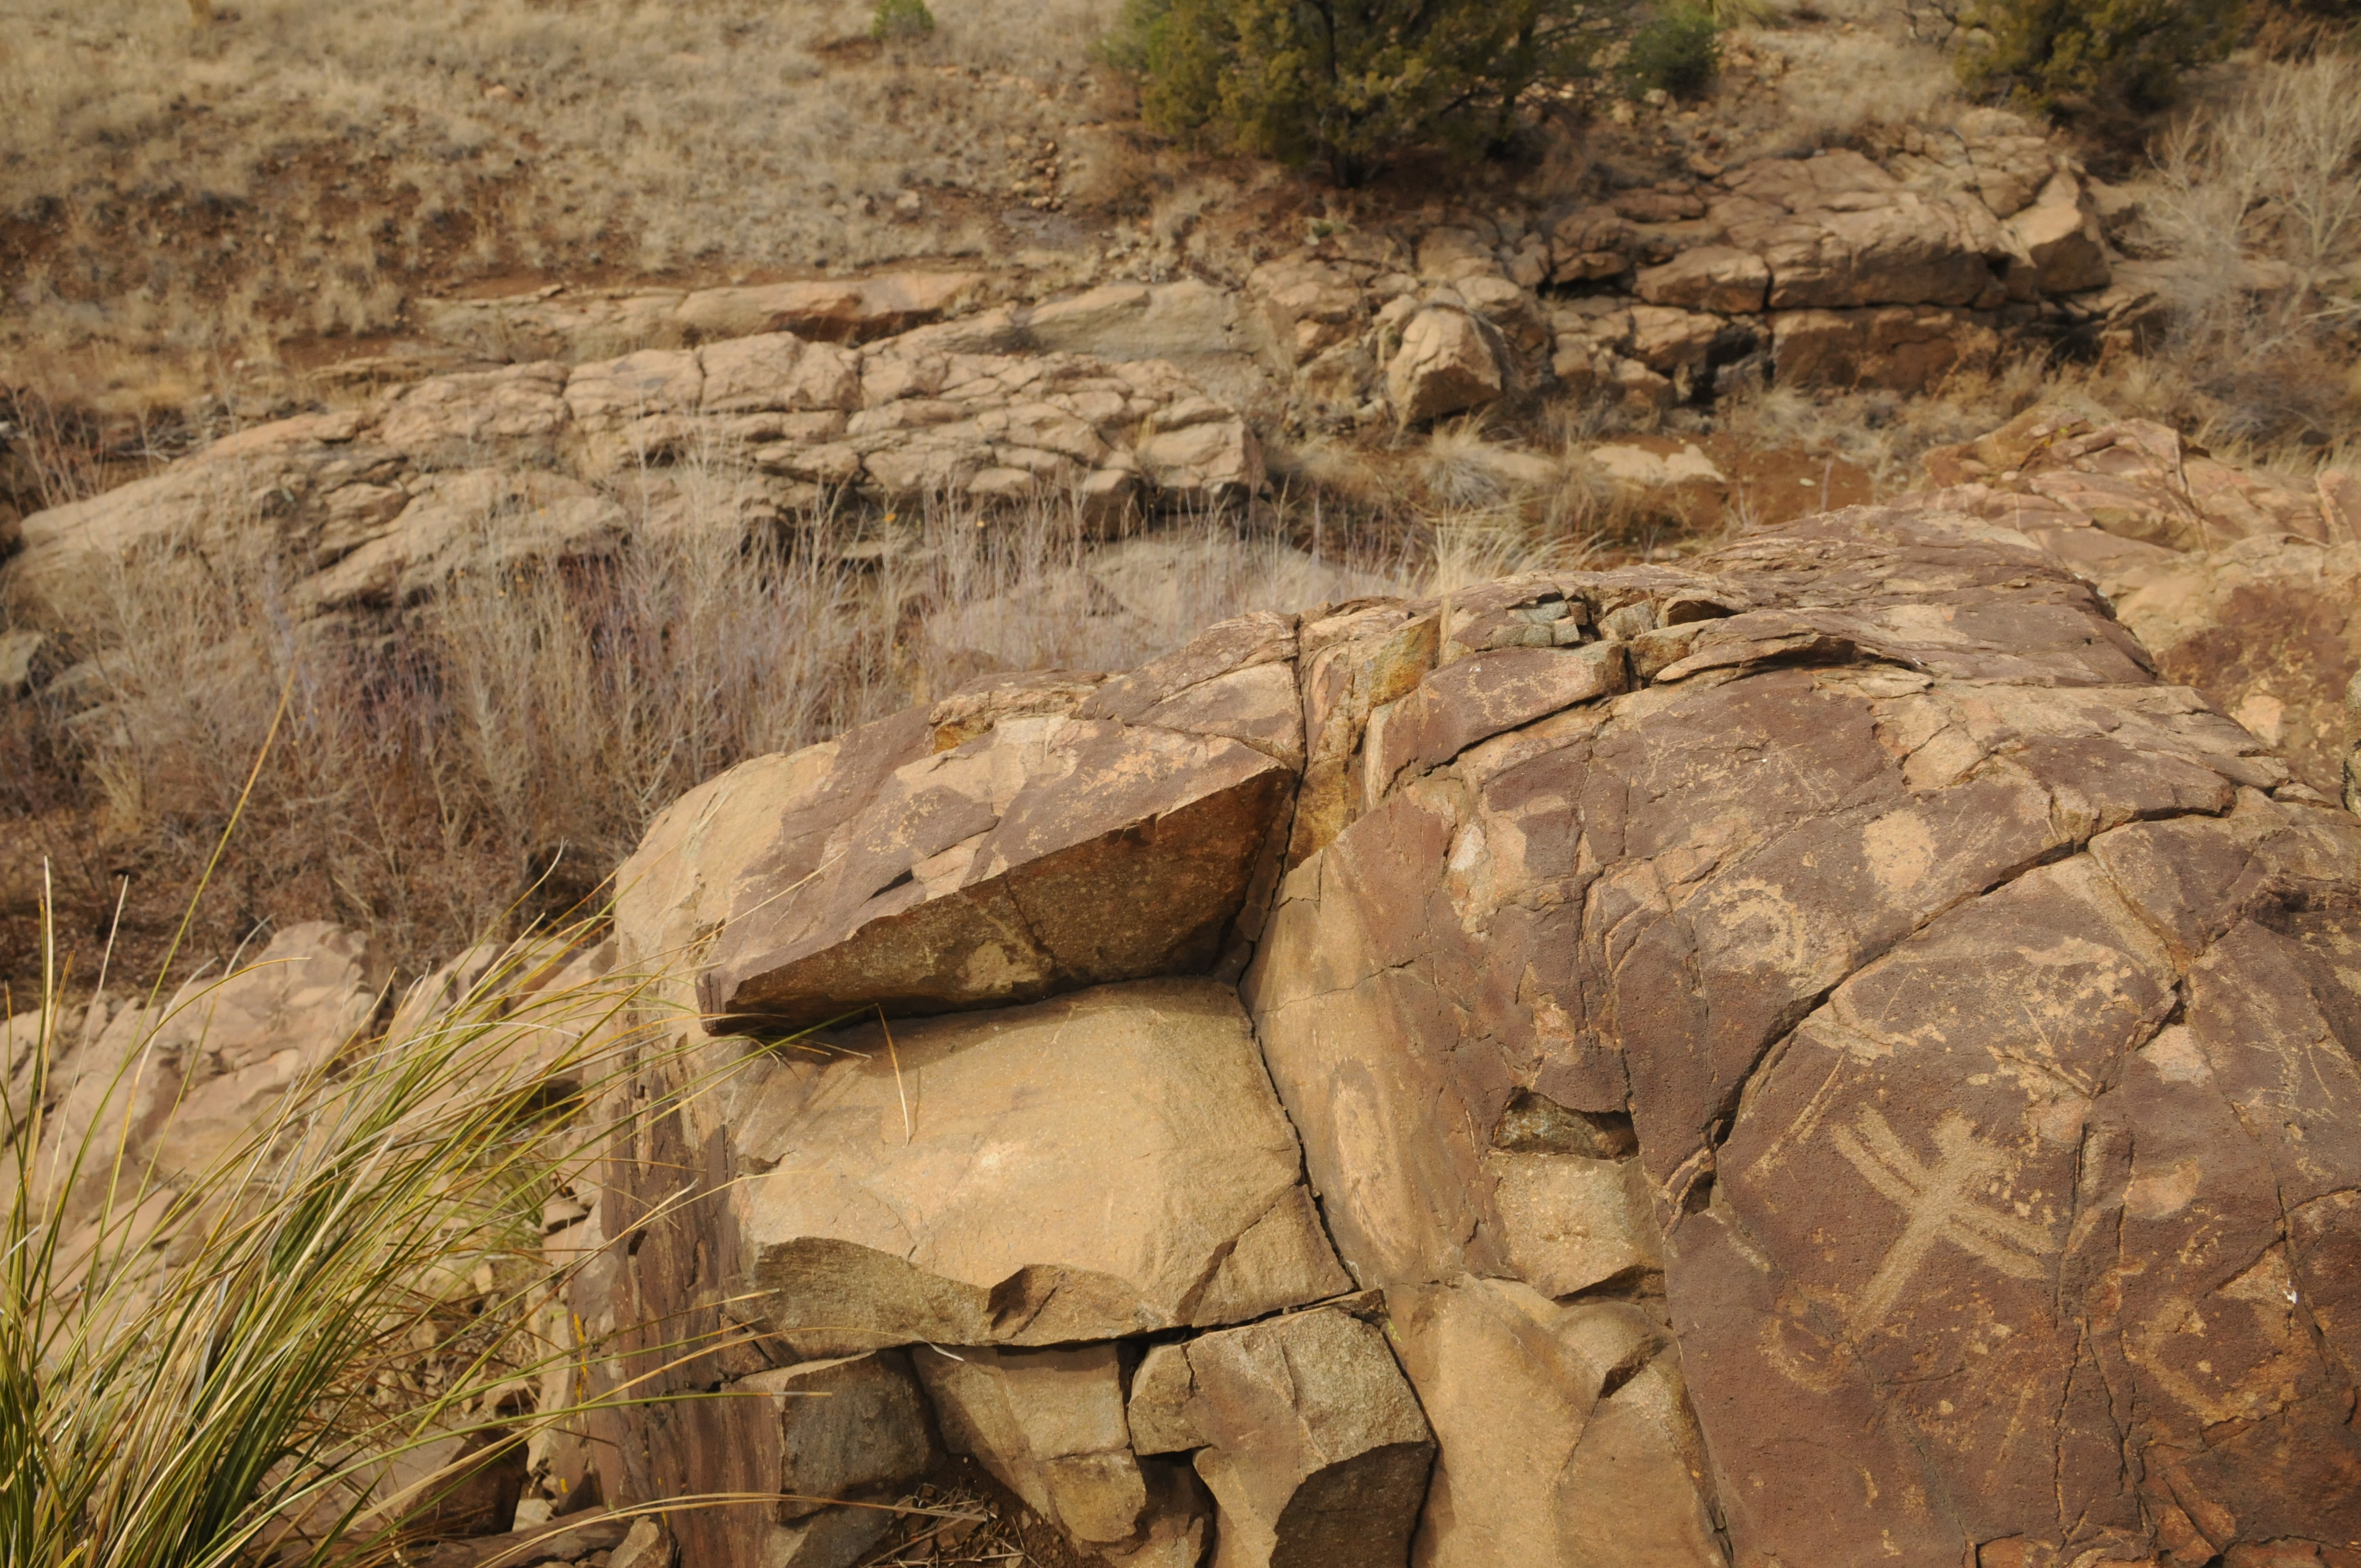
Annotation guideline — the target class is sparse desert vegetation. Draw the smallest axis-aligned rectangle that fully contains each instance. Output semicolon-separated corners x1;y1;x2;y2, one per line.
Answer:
6;7;2361;1555
4;1;2359;997
0;0;1117;400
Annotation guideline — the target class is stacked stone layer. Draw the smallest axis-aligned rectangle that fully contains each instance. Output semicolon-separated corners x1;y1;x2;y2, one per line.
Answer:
543;496;2361;1568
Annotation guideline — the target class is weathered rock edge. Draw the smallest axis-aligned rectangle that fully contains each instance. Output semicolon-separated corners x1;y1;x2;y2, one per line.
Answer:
577;499;2359;1568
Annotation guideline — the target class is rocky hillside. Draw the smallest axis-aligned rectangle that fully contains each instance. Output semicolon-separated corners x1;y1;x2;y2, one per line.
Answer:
7;6;2361;1562
23;466;2361;1567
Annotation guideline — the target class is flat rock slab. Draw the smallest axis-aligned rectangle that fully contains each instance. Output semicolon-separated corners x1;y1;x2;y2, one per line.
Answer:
728;978;1350;1355
1129;1305;1435;1568
699;712;1295;1030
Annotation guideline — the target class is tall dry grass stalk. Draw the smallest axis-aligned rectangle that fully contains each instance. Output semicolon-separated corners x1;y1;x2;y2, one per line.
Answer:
3;464;1420;981
2147;52;2361;444
0;847;722;1568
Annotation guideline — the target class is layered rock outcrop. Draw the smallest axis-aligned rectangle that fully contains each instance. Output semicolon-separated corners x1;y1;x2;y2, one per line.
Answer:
240;112;2148;457
577;494;2361;1568
1913;407;2361;803
7;328;1263;618
1245;133;2128;424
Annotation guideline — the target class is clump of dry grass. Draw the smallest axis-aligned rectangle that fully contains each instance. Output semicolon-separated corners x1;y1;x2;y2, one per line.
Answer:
0;459;1428;990
2144;50;2361;449
0;0;1119;398
1716;22;1962;160
0;870;701;1568
1712;355;2066;490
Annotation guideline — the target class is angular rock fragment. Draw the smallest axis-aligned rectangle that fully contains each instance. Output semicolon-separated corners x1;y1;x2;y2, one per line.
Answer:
2004;172;2112;295
299;467;626;609
1128;1306;1434;1568
379;362;573;460
727;979;1351;1355
698;711;1295;1029
40;922;383;1228
1386;309;1504;423
916;1342;1208;1564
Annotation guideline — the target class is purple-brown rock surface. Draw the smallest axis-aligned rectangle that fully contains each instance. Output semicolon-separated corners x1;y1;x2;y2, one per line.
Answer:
580;496;2361;1568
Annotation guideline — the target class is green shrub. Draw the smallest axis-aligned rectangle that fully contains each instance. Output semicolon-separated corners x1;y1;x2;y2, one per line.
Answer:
1108;0;1619;186
1622;4;1722;99
1956;0;2245;114
870;0;937;43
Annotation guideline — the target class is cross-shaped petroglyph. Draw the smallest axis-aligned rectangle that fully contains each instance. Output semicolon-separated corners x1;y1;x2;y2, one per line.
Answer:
1831;1109;2055;1331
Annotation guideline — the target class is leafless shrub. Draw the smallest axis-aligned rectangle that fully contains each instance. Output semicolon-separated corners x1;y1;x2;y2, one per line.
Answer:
2146;52;2361;444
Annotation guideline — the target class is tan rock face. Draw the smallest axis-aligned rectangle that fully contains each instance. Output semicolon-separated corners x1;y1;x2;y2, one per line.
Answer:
1238;510;2357;1566
1129;1306;1435;1568
1386;309;1505;424
697;616;1299;1030
918;1342;1209;1558
725;979;1350;1354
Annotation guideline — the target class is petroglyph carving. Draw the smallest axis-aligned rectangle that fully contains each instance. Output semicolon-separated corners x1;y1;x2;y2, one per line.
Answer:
1831;1108;2055;1331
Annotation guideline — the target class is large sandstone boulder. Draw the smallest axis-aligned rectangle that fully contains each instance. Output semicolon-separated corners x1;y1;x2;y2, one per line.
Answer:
583;440;2359;1568
1634;247;1770;315
715;979;1350;1354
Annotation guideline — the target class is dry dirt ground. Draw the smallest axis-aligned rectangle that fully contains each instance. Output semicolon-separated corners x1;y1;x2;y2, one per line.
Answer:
0;0;1972;410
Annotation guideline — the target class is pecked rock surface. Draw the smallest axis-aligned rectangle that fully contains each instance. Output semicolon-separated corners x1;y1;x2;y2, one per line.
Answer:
579;491;2361;1568
1913;406;2361;801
